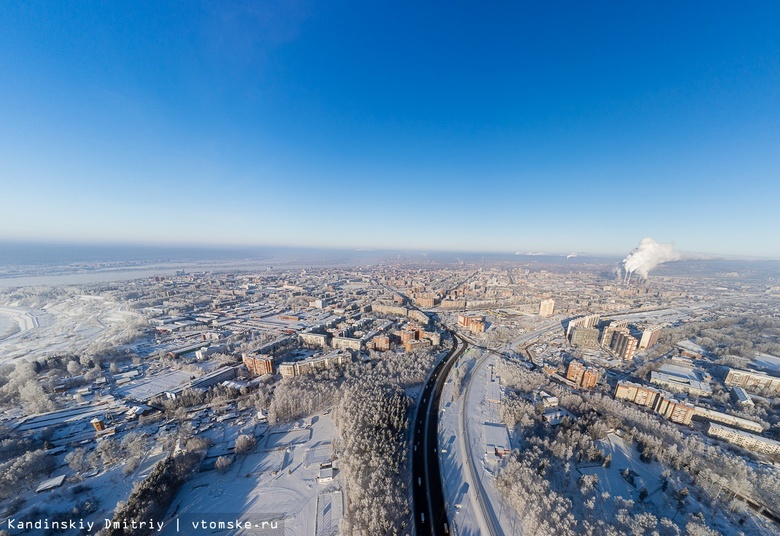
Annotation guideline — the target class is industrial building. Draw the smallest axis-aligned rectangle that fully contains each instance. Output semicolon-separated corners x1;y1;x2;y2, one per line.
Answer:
649;363;712;397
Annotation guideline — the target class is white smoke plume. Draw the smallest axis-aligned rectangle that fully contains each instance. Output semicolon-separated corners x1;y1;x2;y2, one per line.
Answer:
622;238;681;281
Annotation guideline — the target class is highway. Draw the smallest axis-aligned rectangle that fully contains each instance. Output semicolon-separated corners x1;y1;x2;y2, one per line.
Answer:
412;332;468;535
411;321;559;535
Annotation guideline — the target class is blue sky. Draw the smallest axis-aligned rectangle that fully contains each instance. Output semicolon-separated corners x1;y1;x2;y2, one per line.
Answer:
1;1;779;257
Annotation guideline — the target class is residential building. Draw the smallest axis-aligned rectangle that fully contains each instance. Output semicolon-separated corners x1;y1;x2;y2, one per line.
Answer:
615;381;660;408
693;406;763;433
654;397;695;425
242;353;274;376
638;325;662;350
570;326;599;349
539;299;555;318
566;314;600;339
731;386;754;407
331;336;362;352
458;313;486;333
725;368;780;395
300;332;330;349
278;350;350;379
706;423;780;455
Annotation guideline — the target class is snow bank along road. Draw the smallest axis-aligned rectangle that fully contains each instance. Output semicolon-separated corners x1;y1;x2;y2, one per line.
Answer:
455;322;561;536
412;332;467;536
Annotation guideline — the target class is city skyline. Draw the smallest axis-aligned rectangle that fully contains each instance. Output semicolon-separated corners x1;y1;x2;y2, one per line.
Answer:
2;2;779;258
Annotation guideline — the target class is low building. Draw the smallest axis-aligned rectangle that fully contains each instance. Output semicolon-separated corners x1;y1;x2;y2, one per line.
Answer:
36;475;66;493
194;343;227;361
331;336;362;352
484;423;511;457
542;408;574;426
725;368;780;395
649;363;712;398
731;386;754;407
706;423;780;455
693;406;763;433
300;332;330;349
190;365;239;389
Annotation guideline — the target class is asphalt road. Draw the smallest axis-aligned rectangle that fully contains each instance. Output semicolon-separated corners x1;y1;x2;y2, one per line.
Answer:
412;332;468;535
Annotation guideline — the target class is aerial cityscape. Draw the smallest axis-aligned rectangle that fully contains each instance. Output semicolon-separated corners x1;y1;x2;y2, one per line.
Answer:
1;2;779;536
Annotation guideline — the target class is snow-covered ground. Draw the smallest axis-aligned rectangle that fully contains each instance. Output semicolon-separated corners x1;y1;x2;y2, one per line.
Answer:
439;348;522;536
161;413;342;536
579;433;672;510
438;354;487;536
0;295;144;365
751;353;780;372
462;352;523;534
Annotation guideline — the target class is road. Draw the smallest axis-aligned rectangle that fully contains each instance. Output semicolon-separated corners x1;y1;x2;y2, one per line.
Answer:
452;322;560;536
412;332;468;535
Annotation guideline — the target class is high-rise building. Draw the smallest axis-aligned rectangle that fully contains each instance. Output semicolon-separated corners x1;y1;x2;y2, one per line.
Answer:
539;299;555;318
581;368;600;389
610;328;638;360
566;361;600;389
566;361;585;385
600;319;629;349
566;314;600;339
638;325;662;350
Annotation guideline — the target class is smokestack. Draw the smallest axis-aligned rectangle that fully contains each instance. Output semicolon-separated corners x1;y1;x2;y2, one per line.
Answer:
622;238;681;280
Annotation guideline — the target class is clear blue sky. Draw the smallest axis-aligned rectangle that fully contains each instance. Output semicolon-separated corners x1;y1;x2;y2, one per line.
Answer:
1;1;779;257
